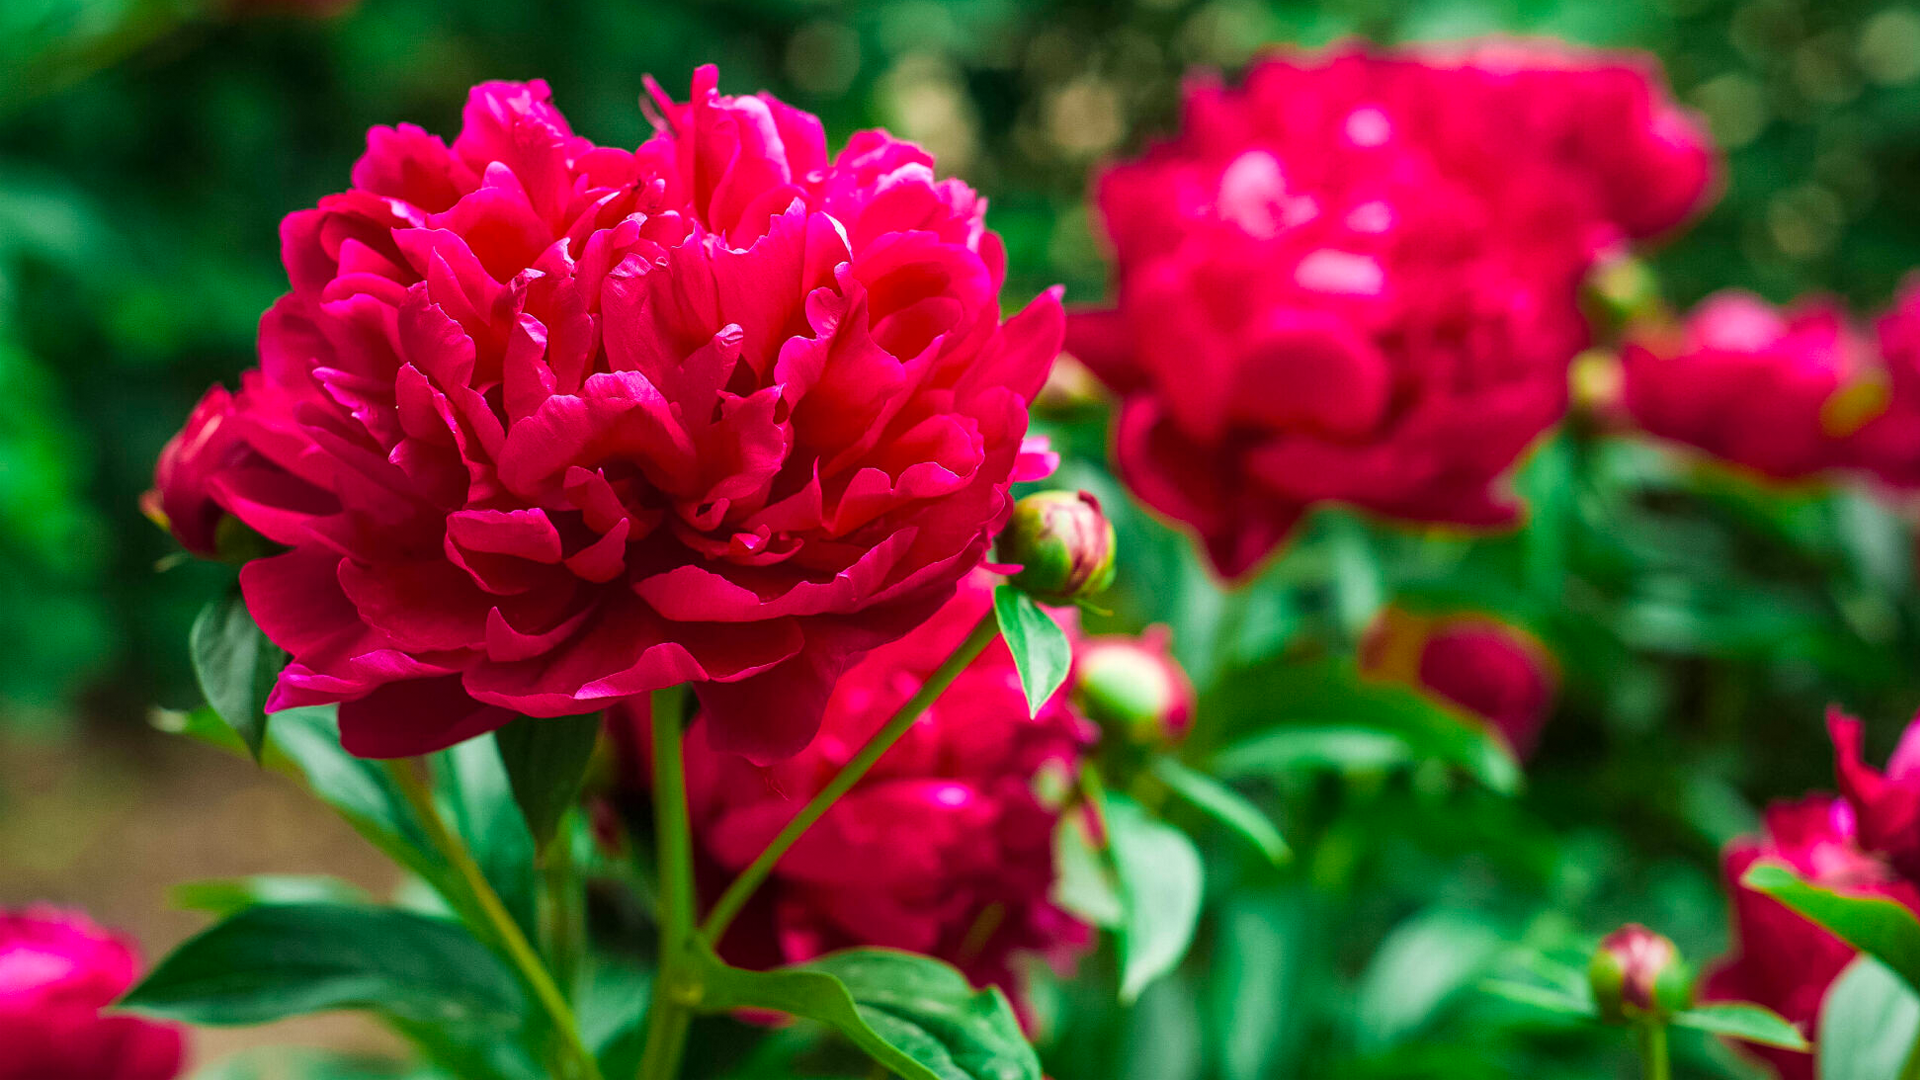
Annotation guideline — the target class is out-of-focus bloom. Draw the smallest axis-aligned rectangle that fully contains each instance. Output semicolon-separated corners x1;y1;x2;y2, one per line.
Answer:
613;572;1095;1009
1070;626;1195;746
0;907;184;1080
1705;796;1920;1079
1845;280;1920;486
149;68;1062;763
1361;608;1557;759
1622;292;1870;480
1068;41;1715;577
1829;708;1920;882
996;491;1116;604
1589;924;1691;1023
143;386;241;558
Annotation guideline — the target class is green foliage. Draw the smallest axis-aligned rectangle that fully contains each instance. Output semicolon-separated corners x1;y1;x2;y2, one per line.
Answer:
993;584;1073;717
1818;958;1920;1080
493;713;601;856
1107;794;1205;1003
1744;863;1920;990
189;585;284;760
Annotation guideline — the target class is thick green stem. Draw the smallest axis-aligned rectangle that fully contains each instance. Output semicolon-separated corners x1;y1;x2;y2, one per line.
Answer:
699;612;1001;944
1637;1022;1670;1080
384;758;602;1080
637;686;696;1080
541;812;584;995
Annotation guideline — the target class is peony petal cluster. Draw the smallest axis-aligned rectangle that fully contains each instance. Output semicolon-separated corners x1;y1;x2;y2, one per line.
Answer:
1067;41;1715;577
1706;710;1920;1077
146;68;1062;763
1844;279;1920;487
1361;607;1557;759
612;572;1095;1008
0;906;184;1080
1622;291;1869;480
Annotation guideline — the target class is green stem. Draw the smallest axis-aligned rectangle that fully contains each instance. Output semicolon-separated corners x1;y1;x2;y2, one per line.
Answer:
637;686;696;1080
699;612;1000;945
384;758;602;1080
1637;1022;1670;1080
541;812;583;995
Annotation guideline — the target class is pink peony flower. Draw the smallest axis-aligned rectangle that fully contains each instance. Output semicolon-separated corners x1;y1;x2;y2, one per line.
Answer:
1622;291;1868;480
1828;708;1920;883
1067;41;1715;577
1361;608;1557;759
1704;796;1920;1080
150;68;1062;762
612;572;1095;1009
0;906;184;1080
144;385;243;558
1845;280;1920;486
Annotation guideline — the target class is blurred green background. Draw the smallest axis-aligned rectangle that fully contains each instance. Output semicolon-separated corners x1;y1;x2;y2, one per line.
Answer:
8;0;1920;1076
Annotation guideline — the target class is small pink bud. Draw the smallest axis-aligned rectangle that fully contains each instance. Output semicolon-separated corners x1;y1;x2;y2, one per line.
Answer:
997;491;1117;604
1072;627;1195;746
1590;924;1691;1023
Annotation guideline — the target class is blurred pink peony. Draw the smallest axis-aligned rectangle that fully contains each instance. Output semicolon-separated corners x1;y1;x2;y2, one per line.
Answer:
1829;708;1920;883
143;385;242;558
1067;41;1715;577
147;69;1061;763
1362;608;1557;759
1622;291;1868;480
0;906;184;1080
612;572;1095;1009
1844;280;1920;486
1704;796;1919;1080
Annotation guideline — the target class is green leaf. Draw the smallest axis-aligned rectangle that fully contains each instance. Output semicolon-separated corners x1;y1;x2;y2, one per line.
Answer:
171;875;370;918
1818;957;1920;1080
1107;794;1204;1002
1051;814;1124;928
1151;758;1289;865
1671;1002;1809;1051
1209;892;1305;1080
1743;862;1920;990
1355;909;1506;1051
190;588;286;762
1478;979;1597;1017
433;738;539;942
493;712;601;854
695;944;1041;1080
993;585;1072;717
1211;725;1414;779
121;903;524;1027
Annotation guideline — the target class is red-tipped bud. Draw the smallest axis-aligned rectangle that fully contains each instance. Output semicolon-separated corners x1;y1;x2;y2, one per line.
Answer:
997;490;1116;604
1072;627;1195;746
1589;924;1691;1024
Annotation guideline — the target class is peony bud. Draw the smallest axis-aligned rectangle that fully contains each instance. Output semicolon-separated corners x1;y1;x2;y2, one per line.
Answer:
1072;627;1195;746
1589;924;1692;1024
997;491;1116;604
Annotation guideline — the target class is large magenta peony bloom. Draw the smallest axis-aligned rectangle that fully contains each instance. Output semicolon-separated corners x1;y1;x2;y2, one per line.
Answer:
0;906;184;1080
147;68;1062;762
612;572;1094;1007
1068;41;1715;577
1622;291;1867;480
1704;795;1920;1080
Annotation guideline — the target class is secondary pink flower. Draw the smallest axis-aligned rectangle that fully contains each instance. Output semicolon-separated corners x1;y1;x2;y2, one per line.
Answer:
1705;796;1920;1079
152;69;1061;762
144;385;243;557
1068;41;1714;577
0;907;184;1080
1361;608;1557;759
613;572;1095;1008
1846;280;1920;486
1829;708;1920;883
1622;292;1867;479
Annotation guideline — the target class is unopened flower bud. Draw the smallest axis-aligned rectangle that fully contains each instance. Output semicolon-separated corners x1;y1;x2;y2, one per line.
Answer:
997;491;1116;604
1589;924;1691;1024
1072;627;1195;746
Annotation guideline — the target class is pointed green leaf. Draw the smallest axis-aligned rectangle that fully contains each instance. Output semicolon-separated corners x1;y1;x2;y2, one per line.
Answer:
1819;957;1920;1080
1051;814;1123;928
1478;979;1597;1018
992;585;1071;717
1671;1002;1809;1051
121;903;524;1027
1743;862;1920;991
1108;794;1204;1002
170;875;370;918
1151;758;1289;865
493;712;601;854
695;944;1041;1080
1212;725;1414;778
190;588;285;761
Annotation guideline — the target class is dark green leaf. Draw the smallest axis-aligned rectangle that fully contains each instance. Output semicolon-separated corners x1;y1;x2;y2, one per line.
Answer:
993;585;1071;717
1107;795;1204;1002
1151;758;1289;865
433;738;538;942
1672;1002;1809;1050
171;875;370;918
190;588;285;761
1744;862;1920;990
695;944;1041;1080
1819;957;1920;1080
493;712;601;854
121;903;524;1027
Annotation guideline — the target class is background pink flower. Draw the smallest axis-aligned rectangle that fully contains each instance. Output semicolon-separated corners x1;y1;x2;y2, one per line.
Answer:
1068;41;1715;577
1361;608;1558;759
0;906;183;1080
148;68;1061;762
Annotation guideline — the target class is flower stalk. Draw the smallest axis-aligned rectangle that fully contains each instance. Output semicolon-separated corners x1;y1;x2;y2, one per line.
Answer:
638;686;698;1080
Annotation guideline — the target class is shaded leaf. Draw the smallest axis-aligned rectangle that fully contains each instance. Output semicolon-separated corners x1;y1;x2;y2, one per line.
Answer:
494;712;601;854
1107;795;1204;1002
1672;1002;1809;1051
190;588;285;761
1151;758;1289;865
